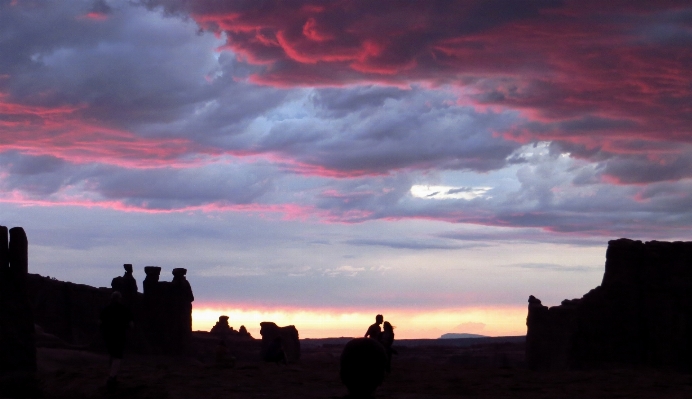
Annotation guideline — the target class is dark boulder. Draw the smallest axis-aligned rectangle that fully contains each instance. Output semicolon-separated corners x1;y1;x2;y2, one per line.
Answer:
259;322;300;363
340;338;387;397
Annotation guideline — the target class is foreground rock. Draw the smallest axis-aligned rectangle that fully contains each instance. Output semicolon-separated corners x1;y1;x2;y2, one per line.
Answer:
260;322;300;363
340;338;387;397
527;238;692;370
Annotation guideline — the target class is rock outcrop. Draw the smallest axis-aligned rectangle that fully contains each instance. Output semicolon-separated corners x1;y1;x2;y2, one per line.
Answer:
238;325;251;337
27;264;194;356
211;315;235;336
142;267;194;355
210;316;253;339
527;238;692;370
28;274;112;347
259;322;300;363
0;226;37;396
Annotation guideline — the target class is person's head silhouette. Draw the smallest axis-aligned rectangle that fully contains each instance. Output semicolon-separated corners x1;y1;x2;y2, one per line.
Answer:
376;314;383;325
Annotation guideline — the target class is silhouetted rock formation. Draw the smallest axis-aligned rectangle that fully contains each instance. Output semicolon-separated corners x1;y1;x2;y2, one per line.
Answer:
0;226;38;396
210;316;253;339
260;322;300;363
143;267;194;355
340;338;387;397
26;263;194;356
238;325;251;338
211;315;235;336
527;238;692;370
171;268;194;354
142;266;163;353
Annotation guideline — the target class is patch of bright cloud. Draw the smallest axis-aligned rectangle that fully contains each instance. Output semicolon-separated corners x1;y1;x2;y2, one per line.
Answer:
410;185;491;200
324;265;365;277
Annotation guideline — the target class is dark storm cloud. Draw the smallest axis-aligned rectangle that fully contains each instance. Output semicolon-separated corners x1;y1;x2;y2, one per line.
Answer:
0;152;277;210
143;0;692;184
602;152;692;184
311;86;407;118
2;0;692;244
1;1;521;178
260;88;520;176
0;0;286;131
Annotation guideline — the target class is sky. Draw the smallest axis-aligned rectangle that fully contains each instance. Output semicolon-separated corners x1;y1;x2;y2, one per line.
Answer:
1;0;691;339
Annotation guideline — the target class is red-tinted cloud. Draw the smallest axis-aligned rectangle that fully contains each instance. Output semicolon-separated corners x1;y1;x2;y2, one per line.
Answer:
78;12;109;21
0;93;211;168
169;0;692;175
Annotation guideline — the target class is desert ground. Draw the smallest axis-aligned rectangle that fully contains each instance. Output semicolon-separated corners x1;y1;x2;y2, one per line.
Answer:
34;334;692;399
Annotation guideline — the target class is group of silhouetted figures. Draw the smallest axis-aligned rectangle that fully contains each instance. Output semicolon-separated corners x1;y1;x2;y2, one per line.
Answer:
364;314;396;373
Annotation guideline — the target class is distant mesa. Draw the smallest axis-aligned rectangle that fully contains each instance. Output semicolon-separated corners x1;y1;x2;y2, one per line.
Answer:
527;238;692;370
439;333;487;339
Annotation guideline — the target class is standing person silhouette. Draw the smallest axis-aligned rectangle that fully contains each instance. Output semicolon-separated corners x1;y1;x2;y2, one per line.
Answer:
380;321;396;373
364;314;383;340
99;291;134;390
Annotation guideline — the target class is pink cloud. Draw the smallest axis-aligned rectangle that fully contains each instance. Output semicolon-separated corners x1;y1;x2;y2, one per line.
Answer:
0;188;322;220
179;0;691;164
77;12;109;21
0;93;216;169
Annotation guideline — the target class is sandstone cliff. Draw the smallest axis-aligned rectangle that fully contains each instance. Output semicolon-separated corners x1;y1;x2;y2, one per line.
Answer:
527;238;692;370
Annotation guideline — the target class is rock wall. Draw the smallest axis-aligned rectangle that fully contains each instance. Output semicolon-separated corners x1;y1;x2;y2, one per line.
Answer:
0;226;37;394
28;265;194;356
27;274;113;347
527;238;692;370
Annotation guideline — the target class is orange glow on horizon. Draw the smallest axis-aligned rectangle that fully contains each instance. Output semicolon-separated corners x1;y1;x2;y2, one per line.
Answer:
192;305;527;339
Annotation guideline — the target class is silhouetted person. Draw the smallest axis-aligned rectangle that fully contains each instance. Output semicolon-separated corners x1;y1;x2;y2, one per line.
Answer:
340;338;387;398
263;336;286;364
99;291;134;389
111;264;138;308
215;340;235;369
364;314;383;340
379;321;396;373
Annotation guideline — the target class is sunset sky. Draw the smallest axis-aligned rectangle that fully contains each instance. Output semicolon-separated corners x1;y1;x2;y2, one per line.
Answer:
2;0;691;338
